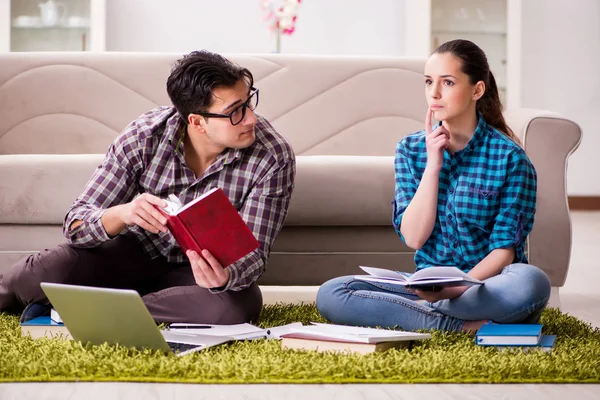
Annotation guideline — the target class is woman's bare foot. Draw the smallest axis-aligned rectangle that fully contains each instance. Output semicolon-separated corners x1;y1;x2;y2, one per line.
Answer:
462;320;488;335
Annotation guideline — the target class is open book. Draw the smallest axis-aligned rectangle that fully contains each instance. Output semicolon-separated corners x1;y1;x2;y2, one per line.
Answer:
157;188;259;267
356;266;483;289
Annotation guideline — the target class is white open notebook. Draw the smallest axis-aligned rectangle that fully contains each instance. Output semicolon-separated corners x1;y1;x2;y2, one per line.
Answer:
356;266;483;288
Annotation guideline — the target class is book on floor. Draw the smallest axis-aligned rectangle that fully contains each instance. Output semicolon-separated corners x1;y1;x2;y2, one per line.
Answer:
279;322;431;354
20;316;72;340
355;266;483;289
156;187;259;267
475;323;543;346
281;337;413;354
491;335;557;353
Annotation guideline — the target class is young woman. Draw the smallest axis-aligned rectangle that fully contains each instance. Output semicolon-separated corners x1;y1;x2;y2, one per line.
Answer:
316;39;551;333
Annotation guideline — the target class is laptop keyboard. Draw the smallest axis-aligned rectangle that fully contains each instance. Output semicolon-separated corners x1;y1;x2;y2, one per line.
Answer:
167;341;202;354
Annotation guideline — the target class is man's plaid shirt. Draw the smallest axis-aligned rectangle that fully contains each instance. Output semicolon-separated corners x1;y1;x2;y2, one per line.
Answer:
393;115;537;272
64;106;296;291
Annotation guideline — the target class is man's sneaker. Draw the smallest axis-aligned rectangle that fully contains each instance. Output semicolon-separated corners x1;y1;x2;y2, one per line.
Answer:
19;302;51;323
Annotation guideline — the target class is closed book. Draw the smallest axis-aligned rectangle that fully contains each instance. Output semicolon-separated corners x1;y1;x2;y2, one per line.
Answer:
157;187;259;267
279;322;431;353
475;323;543;346
492;335;556;353
281;337;412;354
20;316;72;340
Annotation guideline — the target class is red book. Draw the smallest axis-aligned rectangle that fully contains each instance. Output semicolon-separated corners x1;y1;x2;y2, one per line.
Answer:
156;188;259;267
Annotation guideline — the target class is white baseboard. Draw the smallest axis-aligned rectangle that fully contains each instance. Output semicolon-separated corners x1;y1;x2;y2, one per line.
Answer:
548;286;562;310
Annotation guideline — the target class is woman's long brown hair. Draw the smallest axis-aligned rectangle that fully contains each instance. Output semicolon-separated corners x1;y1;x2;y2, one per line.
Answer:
434;39;520;145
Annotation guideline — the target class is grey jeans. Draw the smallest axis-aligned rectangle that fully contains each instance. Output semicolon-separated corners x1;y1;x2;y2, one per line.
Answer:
0;233;262;324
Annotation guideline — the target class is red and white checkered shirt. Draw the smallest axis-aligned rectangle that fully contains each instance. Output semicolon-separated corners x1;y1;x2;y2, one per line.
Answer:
64;106;296;291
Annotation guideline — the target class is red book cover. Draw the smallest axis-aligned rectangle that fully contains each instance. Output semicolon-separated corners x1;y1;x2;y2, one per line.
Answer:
157;188;259;267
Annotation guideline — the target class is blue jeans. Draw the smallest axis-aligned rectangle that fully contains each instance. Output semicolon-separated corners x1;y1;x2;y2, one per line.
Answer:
316;263;551;332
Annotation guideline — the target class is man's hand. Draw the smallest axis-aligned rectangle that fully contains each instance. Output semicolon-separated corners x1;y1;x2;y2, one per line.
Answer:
414;285;468;303
188;249;231;289
117;193;168;234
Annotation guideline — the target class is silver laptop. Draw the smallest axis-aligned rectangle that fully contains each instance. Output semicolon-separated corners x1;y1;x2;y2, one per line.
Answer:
40;282;232;356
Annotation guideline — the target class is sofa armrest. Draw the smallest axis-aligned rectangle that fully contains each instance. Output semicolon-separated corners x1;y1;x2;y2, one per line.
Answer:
504;109;582;287
0;154;104;224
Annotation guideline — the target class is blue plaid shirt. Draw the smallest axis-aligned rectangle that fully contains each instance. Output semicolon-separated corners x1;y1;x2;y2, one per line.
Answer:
393;116;537;273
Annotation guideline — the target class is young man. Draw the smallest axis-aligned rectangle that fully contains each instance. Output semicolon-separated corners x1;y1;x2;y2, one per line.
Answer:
0;50;296;324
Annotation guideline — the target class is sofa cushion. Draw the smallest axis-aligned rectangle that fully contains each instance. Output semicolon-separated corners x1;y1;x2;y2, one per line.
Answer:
0;154;397;227
0;154;104;224
287;155;395;226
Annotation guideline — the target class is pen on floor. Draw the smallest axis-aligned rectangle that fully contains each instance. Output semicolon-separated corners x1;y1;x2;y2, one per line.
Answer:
169;325;213;329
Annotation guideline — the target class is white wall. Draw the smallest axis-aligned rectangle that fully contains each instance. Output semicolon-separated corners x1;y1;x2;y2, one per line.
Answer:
403;0;430;58
0;0;9;52
514;0;600;195
106;0;405;55
106;0;597;195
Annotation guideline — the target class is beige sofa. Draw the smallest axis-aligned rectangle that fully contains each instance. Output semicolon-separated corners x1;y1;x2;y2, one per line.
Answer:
0;53;581;306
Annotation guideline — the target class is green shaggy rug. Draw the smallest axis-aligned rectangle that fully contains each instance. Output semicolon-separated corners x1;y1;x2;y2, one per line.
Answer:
1;305;599;383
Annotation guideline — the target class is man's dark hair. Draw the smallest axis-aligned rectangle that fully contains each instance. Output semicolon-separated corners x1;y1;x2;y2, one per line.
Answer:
166;50;254;121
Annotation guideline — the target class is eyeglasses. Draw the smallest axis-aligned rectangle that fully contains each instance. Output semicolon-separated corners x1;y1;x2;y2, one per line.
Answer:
195;87;259;126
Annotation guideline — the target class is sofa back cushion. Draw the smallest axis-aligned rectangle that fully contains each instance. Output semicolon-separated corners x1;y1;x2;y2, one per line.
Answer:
0;53;431;156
